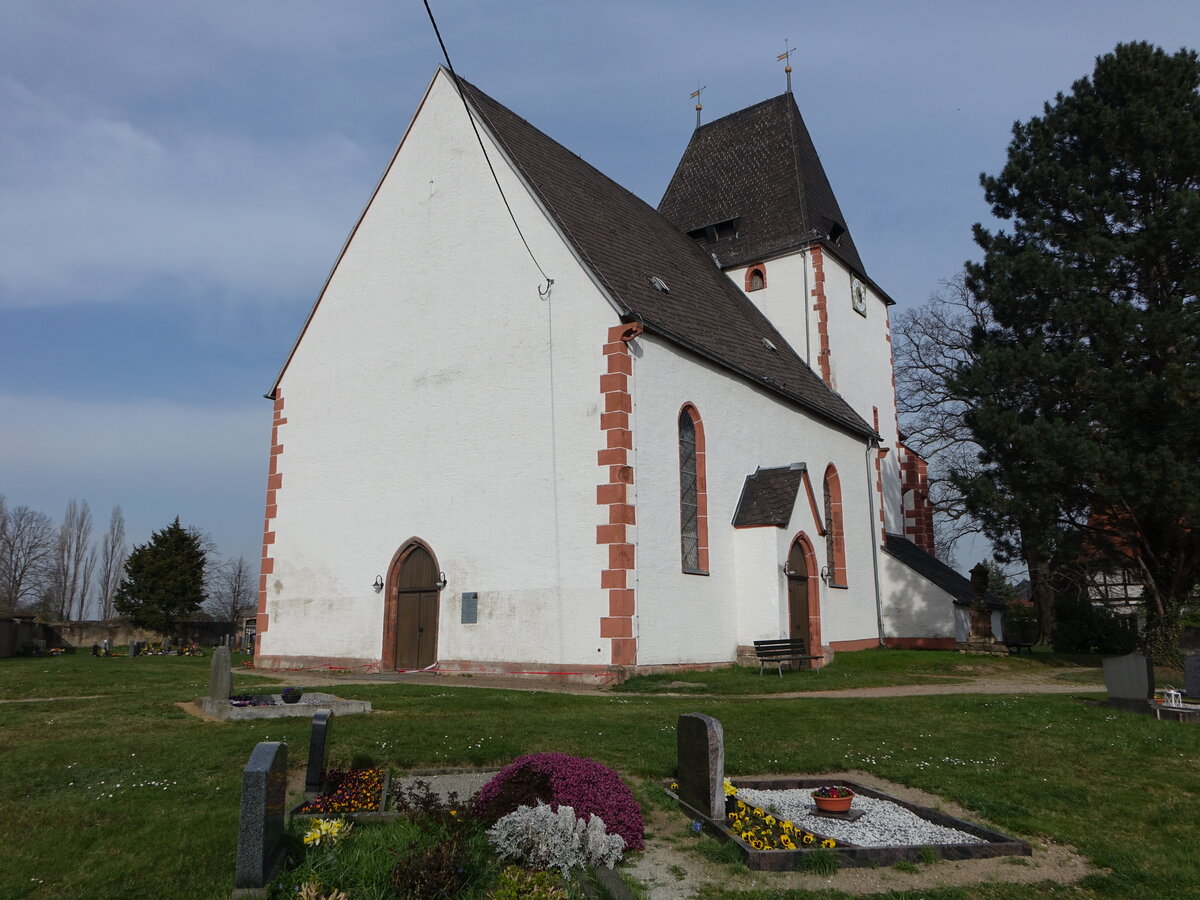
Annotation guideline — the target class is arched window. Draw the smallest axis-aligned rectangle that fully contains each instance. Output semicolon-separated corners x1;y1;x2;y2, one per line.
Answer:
823;464;847;586
678;405;709;574
745;265;767;292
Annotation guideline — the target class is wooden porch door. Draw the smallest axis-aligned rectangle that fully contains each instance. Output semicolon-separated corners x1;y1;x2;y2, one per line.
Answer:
786;540;810;651
394;544;439;670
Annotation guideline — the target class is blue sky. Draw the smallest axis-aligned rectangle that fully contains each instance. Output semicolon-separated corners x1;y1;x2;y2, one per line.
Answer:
2;1;1197;578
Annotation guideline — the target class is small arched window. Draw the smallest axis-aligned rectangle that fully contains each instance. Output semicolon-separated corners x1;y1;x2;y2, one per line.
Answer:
745;265;767;292
823;464;847;586
678;405;709;574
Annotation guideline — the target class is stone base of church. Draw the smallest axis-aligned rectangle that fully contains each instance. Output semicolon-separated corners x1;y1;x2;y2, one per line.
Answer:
955;640;1009;656
253;653;385;674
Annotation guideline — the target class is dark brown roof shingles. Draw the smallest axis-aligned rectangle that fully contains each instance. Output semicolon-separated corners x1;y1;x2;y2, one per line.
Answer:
457;76;873;439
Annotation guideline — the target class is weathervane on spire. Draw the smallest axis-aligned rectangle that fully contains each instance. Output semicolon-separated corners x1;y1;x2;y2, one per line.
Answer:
777;40;795;94
690;82;706;128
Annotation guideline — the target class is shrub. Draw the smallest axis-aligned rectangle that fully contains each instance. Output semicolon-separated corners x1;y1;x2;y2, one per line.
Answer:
1051;585;1138;655
389;778;473;832
474;752;644;851
388;834;477;899
487;802;624;876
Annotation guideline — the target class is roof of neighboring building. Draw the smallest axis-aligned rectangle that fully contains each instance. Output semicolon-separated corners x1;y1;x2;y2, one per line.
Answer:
456;75;874;439
732;464;808;528
883;534;978;606
658;93;867;277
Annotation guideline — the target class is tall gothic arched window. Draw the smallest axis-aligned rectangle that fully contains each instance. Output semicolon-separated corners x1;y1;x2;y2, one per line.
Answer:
824;464;847;586
678;405;709;573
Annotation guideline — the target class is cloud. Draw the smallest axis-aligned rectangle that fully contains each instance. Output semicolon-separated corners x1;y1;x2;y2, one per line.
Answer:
0;74;375;310
0;391;268;559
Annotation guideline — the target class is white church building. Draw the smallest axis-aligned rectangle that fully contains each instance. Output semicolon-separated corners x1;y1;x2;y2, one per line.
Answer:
252;68;972;679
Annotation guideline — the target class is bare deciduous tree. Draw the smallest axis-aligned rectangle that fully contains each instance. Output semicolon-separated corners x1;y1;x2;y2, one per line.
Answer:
892;275;991;563
49;499;96;621
0;496;56;616
96;506;127;621
206;554;257;625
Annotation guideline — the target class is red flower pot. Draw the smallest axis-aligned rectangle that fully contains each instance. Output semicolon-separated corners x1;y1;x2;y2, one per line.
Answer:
812;790;855;813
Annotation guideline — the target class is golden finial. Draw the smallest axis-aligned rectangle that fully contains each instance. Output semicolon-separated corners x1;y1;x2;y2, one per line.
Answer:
776;40;795;93
690;83;706;128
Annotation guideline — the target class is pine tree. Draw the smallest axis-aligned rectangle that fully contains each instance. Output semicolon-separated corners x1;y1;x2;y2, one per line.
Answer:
954;43;1200;664
113;517;208;632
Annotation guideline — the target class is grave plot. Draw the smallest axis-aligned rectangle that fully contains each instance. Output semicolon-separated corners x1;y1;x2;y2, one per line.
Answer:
194;646;372;720
672;712;1030;869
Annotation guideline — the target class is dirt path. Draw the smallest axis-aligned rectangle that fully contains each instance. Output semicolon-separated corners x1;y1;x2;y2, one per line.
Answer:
237;666;1103;699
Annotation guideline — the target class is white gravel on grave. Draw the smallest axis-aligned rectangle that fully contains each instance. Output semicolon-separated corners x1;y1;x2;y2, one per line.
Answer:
734;787;987;849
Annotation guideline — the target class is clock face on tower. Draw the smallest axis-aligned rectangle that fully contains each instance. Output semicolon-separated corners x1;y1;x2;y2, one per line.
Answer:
851;277;867;317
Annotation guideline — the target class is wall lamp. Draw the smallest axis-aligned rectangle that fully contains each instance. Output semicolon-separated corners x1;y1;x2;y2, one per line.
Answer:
820;565;832;585
435;572;448;590
373;576;384;593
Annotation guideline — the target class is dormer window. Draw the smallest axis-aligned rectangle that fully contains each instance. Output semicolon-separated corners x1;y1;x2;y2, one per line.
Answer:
686;217;740;244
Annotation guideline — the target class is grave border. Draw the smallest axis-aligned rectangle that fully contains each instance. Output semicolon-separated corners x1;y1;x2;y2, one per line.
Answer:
667;776;1031;870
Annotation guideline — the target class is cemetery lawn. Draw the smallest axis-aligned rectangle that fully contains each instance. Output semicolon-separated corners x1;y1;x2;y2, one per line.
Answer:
613;646;1102;694
1;652;1197;899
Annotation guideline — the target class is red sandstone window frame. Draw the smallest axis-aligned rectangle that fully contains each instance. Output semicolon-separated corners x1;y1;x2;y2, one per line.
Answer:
678;404;710;575
823;463;848;587
745;264;767;292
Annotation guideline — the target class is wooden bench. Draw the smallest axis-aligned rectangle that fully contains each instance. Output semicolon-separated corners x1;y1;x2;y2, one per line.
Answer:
752;639;822;677
1006;640;1033;655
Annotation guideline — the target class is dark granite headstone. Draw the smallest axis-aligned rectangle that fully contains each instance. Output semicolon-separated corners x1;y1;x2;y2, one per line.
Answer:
305;709;334;796
235;741;288;892
676;713;724;819
1103;652;1155;712
130;642;139;658
1184;653;1200;701
208;645;232;701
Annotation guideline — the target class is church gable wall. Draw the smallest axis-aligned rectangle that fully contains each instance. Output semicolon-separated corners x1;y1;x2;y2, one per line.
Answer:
259;72;617;669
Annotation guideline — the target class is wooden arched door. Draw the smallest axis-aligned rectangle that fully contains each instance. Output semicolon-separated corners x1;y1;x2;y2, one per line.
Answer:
391;543;440;670
786;534;821;664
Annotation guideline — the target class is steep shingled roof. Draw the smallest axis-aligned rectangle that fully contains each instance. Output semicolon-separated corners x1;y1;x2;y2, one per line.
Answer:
658;93;866;277
456;76;874;439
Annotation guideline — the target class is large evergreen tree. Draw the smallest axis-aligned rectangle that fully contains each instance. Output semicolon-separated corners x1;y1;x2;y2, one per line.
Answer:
954;43;1200;663
113;517;207;632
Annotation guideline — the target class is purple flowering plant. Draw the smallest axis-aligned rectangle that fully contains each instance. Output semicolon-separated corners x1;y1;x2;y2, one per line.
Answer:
474;752;645;851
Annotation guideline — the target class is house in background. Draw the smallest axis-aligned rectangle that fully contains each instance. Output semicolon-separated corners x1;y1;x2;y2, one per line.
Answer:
253;68;965;679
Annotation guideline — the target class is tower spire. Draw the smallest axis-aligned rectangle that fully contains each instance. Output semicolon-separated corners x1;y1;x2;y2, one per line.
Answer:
776;39;795;93
690;83;706;128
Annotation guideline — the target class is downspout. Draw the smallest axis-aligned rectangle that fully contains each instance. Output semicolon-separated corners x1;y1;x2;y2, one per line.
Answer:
802;249;812;363
865;439;887;647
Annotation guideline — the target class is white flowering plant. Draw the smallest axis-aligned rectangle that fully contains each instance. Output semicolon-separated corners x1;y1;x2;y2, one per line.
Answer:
486;802;625;876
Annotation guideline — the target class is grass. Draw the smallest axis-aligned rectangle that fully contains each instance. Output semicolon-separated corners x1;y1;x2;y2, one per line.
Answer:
611;646;1110;695
1;651;1197;898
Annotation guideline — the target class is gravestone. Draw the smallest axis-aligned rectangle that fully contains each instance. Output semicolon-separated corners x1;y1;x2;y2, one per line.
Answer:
1185;653;1200;701
208;645;232;701
676;713;724;819
234;741;288;894
1103;651;1154;712
305;709;334;796
130;642;139;658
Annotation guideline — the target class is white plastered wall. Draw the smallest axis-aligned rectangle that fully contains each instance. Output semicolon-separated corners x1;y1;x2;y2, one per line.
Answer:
878;553;956;640
730;251;904;535
628;336;882;665
260;71;617;667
